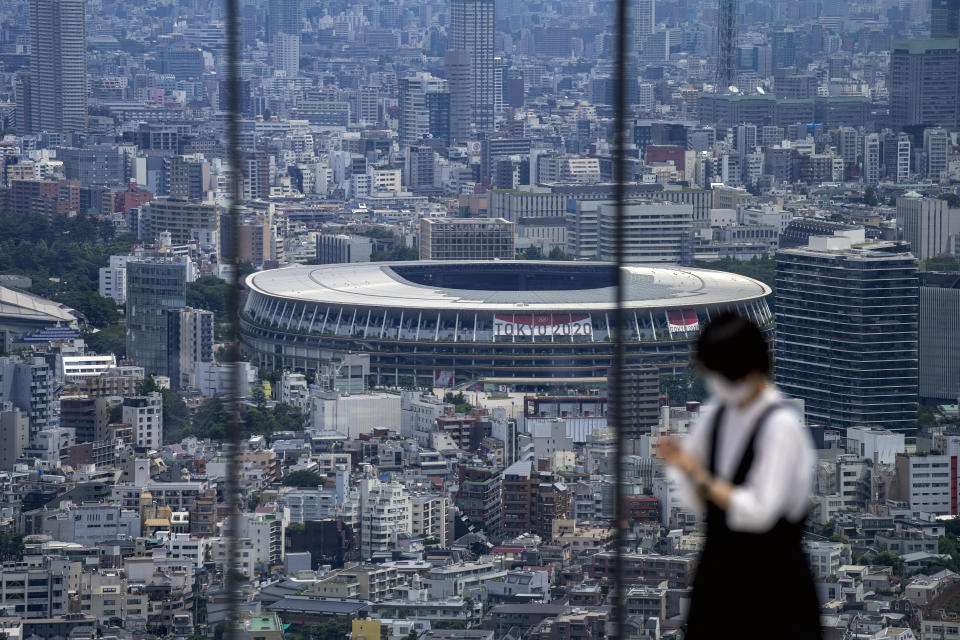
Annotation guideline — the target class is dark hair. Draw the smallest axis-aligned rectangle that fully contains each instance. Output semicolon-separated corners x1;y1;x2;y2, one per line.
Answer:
696;312;770;381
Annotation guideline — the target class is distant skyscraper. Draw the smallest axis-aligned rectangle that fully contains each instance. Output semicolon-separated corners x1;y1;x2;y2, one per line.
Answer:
896;133;912;183
889;39;960;132
167;307;214;391
716;0;737;88
775;231;919;431
448;0;495;135
27;0;87;134
636;0;655;37
924;127;949;180
126;259;188;377
273;32;300;75
268;0;302;42
862;133;881;185
444;49;473;142
398;72;448;147
932;0;960;38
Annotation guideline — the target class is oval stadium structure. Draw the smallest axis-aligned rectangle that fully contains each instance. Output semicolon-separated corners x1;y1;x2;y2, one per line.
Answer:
240;261;772;388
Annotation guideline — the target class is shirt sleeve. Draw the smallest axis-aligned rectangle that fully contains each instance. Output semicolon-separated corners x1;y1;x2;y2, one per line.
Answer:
725;408;815;533
666;406;715;513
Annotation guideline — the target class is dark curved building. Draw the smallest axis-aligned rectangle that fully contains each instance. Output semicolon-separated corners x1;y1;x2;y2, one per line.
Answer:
240;261;772;387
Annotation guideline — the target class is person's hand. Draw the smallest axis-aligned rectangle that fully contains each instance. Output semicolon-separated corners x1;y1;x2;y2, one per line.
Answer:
659;435;698;476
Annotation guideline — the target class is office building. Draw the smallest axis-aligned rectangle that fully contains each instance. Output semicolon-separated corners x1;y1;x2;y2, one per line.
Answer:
444;49;473;142
268;0;302;42
406;146;437;191
775;230;919;430
717;0;738;87
932;0;960;38
0;403;28;470
597;201;693;264
0;356;55;443
863;133;881;185
919;272;960;401
896;133;912;183
501;460;570;540
895;192;960;260
26;0;87;134
398;73;448;148
123;393;162;451
448;0;495;135
316;234;374;264
620;366;661;445
60;396;109;444
142;198;220;246
165;155;211;200
888;39;960;131
126;259;188;377
419;218;514;260
167;307;214;392
924;127;950;180
273;32;299;76
635;0;655;42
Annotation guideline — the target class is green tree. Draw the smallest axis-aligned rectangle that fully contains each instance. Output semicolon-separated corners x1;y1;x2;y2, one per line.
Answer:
186;276;232;322
161;389;192;443
193;398;230;440
84;324;126;357
861;186;880;206
251;385;267;411
282;470;324;487
938;193;960;208
924;255;960;272
443;391;472;413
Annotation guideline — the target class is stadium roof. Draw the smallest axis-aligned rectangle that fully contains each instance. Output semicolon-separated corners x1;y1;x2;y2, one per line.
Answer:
0;286;79;326
246;261;770;312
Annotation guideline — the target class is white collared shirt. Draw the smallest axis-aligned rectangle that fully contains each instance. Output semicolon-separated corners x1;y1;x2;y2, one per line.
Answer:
669;385;816;533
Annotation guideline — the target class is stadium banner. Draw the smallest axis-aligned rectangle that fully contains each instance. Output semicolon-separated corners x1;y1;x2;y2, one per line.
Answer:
493;313;593;337
434;370;455;387
667;309;700;333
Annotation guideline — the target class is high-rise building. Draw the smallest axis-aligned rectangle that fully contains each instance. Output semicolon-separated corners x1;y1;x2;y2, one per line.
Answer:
273;32;300;76
60;397;109;444
126;259;188;377
123;393;162;450
620;366;661;446
862;133;881;185
924;127;950;180
919;272;960;401
27;0;87;134
268;0;302;42
635;0;655;40
888;39;960;131
775;230;919;431
0;357;54;444
932;0;960;38
419;218;515;260
716;0;738;88
448;0;495;135
896;133;912;183
398;73;448;148
895;192;960;260
444;49;473;142
166;307;214;392
597;201;693;264
0;403;28;471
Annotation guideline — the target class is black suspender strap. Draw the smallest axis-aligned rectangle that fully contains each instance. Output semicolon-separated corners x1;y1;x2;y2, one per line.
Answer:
708;401;788;485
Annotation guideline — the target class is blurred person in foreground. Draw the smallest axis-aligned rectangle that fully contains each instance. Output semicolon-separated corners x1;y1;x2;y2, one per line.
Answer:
659;313;821;639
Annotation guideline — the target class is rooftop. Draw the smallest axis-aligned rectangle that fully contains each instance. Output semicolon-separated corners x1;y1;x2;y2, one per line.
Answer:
246;261;770;312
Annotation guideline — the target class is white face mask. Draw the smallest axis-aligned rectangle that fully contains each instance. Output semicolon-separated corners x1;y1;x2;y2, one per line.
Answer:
705;373;753;406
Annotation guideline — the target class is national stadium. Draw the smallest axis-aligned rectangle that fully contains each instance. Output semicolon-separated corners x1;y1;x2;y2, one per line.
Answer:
240;261;772;389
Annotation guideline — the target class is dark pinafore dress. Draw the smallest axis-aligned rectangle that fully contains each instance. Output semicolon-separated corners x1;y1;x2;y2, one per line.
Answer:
684;403;822;640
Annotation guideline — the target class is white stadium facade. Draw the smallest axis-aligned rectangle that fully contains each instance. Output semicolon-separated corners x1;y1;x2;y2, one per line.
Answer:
240;261;772;388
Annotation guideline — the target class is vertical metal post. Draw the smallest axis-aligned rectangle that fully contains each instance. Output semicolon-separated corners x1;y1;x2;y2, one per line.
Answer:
612;0;629;635
223;0;243;637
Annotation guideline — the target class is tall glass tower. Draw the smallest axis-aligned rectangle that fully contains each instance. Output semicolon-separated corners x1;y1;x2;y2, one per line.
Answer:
126;259;188;378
